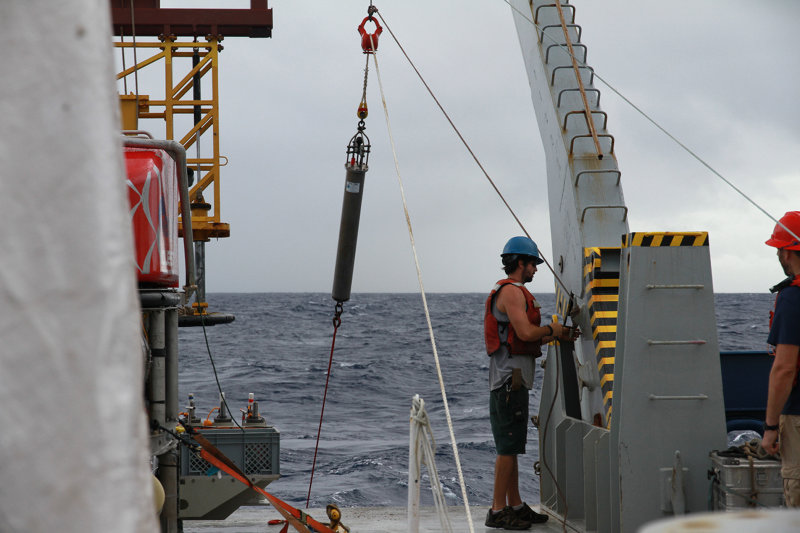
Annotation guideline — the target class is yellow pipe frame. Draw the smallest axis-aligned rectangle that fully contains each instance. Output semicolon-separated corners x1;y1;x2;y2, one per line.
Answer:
115;38;228;240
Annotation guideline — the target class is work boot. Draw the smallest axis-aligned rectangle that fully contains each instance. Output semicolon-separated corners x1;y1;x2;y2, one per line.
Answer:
515;502;549;524
485;506;531;530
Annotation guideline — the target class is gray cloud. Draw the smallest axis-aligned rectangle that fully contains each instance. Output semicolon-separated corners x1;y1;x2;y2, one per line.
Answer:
154;0;798;295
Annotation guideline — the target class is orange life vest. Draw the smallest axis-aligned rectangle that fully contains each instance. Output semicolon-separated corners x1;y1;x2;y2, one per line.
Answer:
768;275;800;384
484;279;542;356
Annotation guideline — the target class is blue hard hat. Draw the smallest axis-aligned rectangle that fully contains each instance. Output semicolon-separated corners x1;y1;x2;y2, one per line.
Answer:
502;236;544;264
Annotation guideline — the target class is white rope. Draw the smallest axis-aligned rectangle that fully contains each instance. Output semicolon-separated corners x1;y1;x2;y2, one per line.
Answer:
370;46;476;533
409;395;454;533
502;0;800;243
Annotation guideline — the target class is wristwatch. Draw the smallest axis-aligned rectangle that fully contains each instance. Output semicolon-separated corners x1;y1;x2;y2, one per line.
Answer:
764;422;779;432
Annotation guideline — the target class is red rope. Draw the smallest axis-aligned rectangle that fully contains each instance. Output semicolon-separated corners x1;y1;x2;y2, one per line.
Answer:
306;304;343;508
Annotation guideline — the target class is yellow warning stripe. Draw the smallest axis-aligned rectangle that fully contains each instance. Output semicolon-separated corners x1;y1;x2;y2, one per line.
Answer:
555;289;570;316
583;258;601;278
595;340;615;355
586;278;620;290
593;325;616;340
588;294;618;305
623;232;709;247
598;356;614;367
583;248;601;267
582;245;620;429
590;310;617;325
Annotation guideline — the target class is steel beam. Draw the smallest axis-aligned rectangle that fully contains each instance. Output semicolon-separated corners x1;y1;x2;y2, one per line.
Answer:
110;0;272;38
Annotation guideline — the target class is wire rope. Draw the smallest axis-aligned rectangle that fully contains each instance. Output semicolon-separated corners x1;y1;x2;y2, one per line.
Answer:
120;31;128;94
501;0;800;243
368;30;476;533
129;0;140;113
199;311;244;431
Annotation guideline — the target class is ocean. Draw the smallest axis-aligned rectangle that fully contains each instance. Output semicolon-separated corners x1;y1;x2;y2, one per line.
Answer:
177;292;775;510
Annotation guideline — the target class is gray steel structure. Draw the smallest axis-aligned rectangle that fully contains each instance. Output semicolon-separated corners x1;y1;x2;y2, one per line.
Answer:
142;289;183;531
510;2;727;531
128;138;279;531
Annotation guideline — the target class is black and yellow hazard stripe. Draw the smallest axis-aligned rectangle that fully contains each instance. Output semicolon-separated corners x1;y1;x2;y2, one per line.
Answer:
622;232;708;248
583;247;620;427
555;286;572;318
578;233;707;427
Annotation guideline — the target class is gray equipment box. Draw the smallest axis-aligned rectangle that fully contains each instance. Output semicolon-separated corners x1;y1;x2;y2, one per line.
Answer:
179;426;280;520
180;426;280;477
709;451;783;510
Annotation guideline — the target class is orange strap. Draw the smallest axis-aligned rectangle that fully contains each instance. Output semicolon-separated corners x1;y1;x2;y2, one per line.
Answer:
192;433;335;533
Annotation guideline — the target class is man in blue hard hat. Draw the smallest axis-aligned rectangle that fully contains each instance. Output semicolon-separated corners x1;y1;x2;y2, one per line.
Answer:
761;212;800;507
483;236;578;529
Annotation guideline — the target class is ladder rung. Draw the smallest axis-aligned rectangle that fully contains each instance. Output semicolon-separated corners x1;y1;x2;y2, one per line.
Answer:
558;87;599;107
534;3;575;24
551;65;594;86
539;23;582;43
646;284;704;290
580;204;627;222
647;340;707;346
574;169;620;187
570;134;614;157
563;110;607;130
649;394;708;401
546;43;586;64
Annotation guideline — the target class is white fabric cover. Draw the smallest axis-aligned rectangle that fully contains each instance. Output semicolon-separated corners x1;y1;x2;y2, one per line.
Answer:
0;1;157;531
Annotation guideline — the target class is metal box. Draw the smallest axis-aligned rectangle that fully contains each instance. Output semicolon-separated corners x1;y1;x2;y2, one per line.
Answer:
180;426;280;477
710;451;783;510
179;426;280;520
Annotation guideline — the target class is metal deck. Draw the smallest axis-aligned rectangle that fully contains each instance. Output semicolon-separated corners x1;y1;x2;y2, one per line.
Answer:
184;504;571;532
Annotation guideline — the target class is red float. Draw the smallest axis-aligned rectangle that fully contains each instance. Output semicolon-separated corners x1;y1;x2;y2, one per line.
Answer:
125;147;179;287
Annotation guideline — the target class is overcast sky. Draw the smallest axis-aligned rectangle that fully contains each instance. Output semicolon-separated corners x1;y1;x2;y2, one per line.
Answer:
144;0;799;295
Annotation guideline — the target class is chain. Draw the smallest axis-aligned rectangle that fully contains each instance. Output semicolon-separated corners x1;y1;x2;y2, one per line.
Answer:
361;54;369;105
332;301;343;328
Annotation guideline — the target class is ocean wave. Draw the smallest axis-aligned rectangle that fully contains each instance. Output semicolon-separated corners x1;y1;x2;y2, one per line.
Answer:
179;292;770;507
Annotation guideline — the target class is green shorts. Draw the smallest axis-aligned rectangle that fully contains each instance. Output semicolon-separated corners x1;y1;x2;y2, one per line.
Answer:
490;384;529;455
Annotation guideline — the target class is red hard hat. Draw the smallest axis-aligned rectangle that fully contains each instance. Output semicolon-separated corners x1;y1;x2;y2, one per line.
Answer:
766;211;800;250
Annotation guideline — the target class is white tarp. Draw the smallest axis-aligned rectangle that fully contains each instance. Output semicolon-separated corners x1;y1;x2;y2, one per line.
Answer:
0;1;157;531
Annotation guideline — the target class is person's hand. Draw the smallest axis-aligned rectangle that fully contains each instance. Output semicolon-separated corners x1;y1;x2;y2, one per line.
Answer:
559;325;580;342
565;326;580;341
549;322;564;339
762;429;779;455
